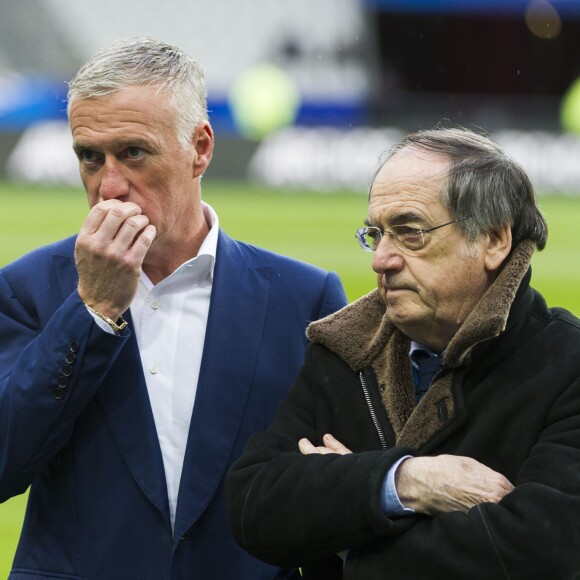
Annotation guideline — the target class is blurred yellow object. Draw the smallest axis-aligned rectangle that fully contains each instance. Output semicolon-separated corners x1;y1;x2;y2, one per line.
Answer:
229;63;300;140
561;77;580;135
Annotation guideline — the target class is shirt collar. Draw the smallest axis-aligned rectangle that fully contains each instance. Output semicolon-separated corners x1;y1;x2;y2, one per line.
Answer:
195;201;219;279
409;340;440;369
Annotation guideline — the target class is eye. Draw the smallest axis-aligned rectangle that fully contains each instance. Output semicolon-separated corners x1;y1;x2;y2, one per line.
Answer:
392;225;424;250
125;147;146;160
78;149;100;163
393;225;421;236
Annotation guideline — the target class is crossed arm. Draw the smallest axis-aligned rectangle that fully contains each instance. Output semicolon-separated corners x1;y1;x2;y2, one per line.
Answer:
299;434;514;516
227;332;580;579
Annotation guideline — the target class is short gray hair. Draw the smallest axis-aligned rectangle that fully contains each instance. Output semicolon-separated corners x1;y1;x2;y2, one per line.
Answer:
67;36;208;149
373;127;548;251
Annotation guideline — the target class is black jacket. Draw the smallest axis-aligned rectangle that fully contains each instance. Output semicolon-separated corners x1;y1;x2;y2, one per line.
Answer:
227;242;580;579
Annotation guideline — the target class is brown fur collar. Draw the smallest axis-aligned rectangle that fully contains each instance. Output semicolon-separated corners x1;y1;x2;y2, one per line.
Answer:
306;241;535;449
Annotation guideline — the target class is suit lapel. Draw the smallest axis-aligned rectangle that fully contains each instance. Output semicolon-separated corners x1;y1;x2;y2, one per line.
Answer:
173;232;272;540
53;250;171;526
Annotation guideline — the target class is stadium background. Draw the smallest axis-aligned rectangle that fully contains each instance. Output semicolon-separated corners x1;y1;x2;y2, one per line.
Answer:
1;0;580;574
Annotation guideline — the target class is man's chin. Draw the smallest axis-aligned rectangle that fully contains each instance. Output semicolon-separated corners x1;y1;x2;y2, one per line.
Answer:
384;300;422;330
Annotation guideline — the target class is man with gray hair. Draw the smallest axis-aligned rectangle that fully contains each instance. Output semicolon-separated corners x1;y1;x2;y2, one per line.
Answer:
0;37;346;578
227;127;580;578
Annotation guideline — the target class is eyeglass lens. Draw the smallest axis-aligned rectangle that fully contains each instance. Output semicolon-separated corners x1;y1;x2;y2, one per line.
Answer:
363;226;424;251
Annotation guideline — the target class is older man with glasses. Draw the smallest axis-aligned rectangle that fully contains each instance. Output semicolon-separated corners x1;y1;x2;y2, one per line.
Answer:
227;127;580;579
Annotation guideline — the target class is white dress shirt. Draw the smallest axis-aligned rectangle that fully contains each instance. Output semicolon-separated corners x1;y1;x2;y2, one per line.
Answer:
88;203;218;530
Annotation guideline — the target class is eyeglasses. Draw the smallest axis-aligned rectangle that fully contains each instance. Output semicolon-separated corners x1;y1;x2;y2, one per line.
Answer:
355;216;471;253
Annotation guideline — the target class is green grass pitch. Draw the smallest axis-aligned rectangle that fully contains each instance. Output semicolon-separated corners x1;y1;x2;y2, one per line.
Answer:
1;180;579;574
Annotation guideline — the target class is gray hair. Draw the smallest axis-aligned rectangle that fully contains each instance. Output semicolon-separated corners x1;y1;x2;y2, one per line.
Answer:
67;36;208;149
373;127;548;251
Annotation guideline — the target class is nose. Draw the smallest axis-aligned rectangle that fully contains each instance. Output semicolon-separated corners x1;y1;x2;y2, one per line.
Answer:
98;157;130;201
372;234;405;274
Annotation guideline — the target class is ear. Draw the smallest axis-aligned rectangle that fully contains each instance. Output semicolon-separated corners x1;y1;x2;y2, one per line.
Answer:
192;121;214;178
484;224;512;272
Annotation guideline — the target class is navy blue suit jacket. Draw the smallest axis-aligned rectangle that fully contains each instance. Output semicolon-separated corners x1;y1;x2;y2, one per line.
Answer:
0;231;347;579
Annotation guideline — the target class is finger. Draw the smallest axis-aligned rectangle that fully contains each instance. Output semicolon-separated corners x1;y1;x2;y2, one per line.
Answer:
298;438;316;455
95;203;145;242
111;214;152;250
81;200;142;238
79;200;134;235
323;433;352;455
497;475;515;493
125;224;157;264
298;439;333;455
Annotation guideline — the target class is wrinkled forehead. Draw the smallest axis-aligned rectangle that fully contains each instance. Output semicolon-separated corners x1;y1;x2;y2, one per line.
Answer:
371;146;450;197
367;146;453;224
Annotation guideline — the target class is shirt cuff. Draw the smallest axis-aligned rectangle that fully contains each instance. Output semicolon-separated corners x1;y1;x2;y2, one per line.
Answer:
85;305;117;335
380;455;416;517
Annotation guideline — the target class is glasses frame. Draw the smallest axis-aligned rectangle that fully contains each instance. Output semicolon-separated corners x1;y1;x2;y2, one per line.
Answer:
355;216;471;253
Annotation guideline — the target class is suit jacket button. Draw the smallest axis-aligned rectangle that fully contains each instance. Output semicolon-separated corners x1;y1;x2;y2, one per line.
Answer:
70;340;80;353
62;365;73;377
53;387;65;400
65;352;76;364
57;376;68;388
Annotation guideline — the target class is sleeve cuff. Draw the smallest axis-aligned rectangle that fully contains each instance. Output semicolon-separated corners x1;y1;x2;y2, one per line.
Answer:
380;455;416;517
85;305;117;335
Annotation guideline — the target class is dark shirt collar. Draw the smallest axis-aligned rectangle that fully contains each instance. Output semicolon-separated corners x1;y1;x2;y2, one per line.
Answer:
409;341;441;369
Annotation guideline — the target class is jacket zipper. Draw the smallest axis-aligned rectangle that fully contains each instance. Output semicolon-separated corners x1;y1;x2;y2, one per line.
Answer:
359;371;388;450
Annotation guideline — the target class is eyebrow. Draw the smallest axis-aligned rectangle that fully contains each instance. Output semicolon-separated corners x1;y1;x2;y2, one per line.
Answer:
365;211;428;228
72;137;155;153
389;211;426;226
